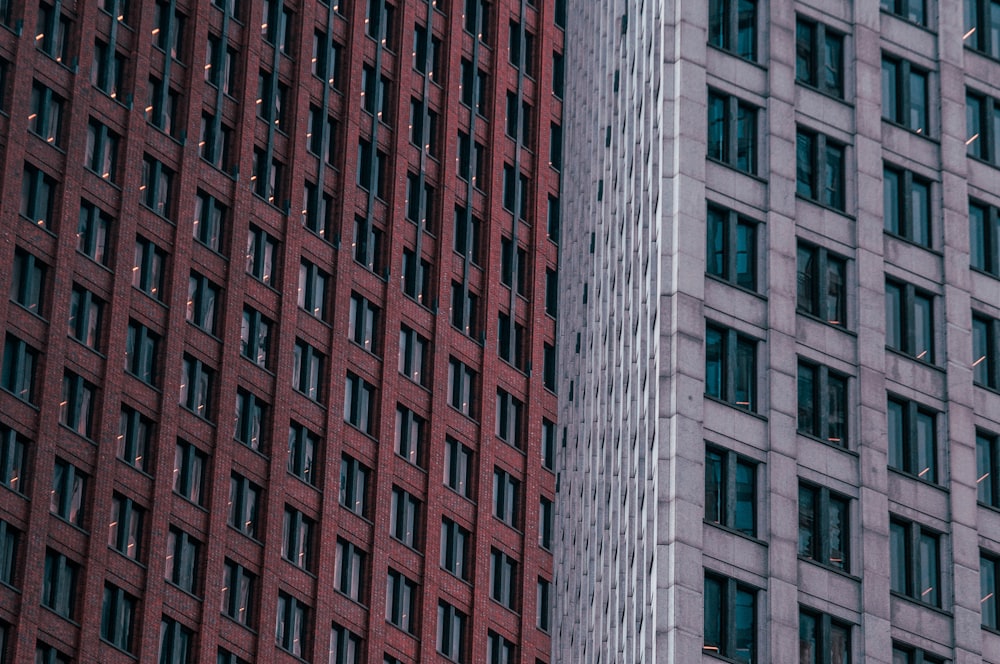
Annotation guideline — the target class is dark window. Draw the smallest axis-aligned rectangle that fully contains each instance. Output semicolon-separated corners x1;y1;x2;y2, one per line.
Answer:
889;517;940;607
709;0;756;60
887;396;937;483
454;205;483;265
977;430;1000;507
440;518;470;580
334;537;365;600
36;642;71;664
796;128;846;211
495;389;523;449
973;313;1000;389
390;486;421;549
108;492;143;560
707;205;756;290
448;358;477;417
395;406;425;467
402;248;431;305
85;119;120;182
1;335;38;403
349;293;380;354
982;552;1000;629
386;569;417;633
0;424;28;494
463;0;490;44
312;31;343;89
970;200;1000;276
275;592;308;657
537;580;552;633
261;0;294;54
240;307;271;369
882;0;927;25
883;165;931;247
78;202;111;265
892;642;946;664
413;24;442;82
796;243;848;328
406;171;436;230
234;389;267;452
246;225;277;287
409;97;439;157
451;282;481;337
133;237;166;300
964;0;1000;56
539;496;554;549
500;238;529;297
705;323;757;411
797;360;849;446
125;320;159;385
256;69;289;131
252;147;285;205
330;624;361;664
498;313;527;371
459;58;488;115
795;18;844;97
798;608;851;664
543;343;557;392
165;526;200;594
60;372;95;439
153;0;186;60
287;422;318;486
306;106;338;167
882;55;929;134
339;455;369;517
344;372;375;433
205;34;238;95
293;340;324;401
141;156;175;220
505;92;532;147
493;467;520;528
707;90;757;174
967;90;1000;164
51;459;86;526
20;163;57;229
798;482;850;571
705;446;756;536
437;601;467;662
703;572;756;662
218;647;251;664
445;436;472;497
545;269;558;318
221;559;255;626
194;191;227;252
353;215;385;272
159;616;193;664
509;20;536;77
366;0;397;51
92;40;125;99
490;548;518;610
180;355;214;420
101;583;136;653
281;507;313;571
885;279;935;362
36;2;72;62
228;473;260;538
42;549;78;619
502;163;529;220
399;326;428;385
147;76;180;137
10;249;46;316
29;81;65;147
303;180;334;239
173;439;206;505
297;258;330;319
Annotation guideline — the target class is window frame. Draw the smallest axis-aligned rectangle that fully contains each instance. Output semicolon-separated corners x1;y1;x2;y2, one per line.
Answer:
970;199;1000;276
977;429;1000;508
708;0;757;61
973;312;1000;389
885;279;935;363
887;395;938;483
798;607;852;664
796;128;847;212
795;17;845;98
707;89;759;175
703;571;757;662
889;517;941;607
705;445;757;537
797;481;851;572
707;204;758;292
797;359;850;447
883;164;932;247
705;323;758;411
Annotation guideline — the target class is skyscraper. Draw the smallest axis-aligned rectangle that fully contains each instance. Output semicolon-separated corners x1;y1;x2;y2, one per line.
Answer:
0;0;562;661
557;1;1000;662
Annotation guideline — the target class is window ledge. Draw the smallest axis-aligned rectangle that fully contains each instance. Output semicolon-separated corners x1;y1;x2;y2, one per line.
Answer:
795;82;851;107
18;213;58;238
703;648;754;664
706;156;765;183
878;9;936;34
333;588;366;608
706;43;766;71
794;193;853;219
338;505;373;525
889;590;951;617
883;230;939;255
58;422;94;444
881;118;938;144
796;430;854;455
796;310;855;335
165;579;202;601
220;613;257;634
107;546;146;570
28;131;66;152
704;394;767;421
0;387;37;410
797;555;859;581
888;465;948;492
884;346;944;373
705;273;766;301
971;265;1000;281
394;452;428;473
964;44;1000;64
977;500;1000;515
974;381;1000;396
131;285;168;308
704;519;768;546
969;154;1000;171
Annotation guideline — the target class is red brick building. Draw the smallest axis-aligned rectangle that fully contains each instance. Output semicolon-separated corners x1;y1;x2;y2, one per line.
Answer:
0;0;562;661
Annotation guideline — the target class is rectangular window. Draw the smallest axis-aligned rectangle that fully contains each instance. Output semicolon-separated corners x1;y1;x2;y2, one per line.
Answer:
882;55;929;135
180;355;214;420
795;18;844;97
406;172;436;230
463;0;490;43
194;191;227;252
892;642;946;664
344;372;375;433
496;389;524;449
967;90;1000;164
505;93;532;146
797;360;849;446
386;569;417;633
493;468;520;528
125;320;159;386
349;293;380;353
246;225;277;286
303;180;334;239
448;358;477;417
883;0;927;24
329;624;361;664
256;69;289;131
353;215;385;273
402;249;432;305
798;482;850;571
964;0;1000;56
537;580;552;633
282;507;314;571
205;34;238;95
500;238;529;297
228;473;260;539
501;163;529;220
92;40;125;99
706;205;757;291
275;593;308;657
240;307;271;369
287;422;318;486
797;243;847;327
978;430;1000;507
704;446;756;537
546;269;558;317
983;552;1000;629
705;323;757;411
459;58;488;115
399;326;428;385
509;20;536;77
133;237;166;300
366;0;397;50
970;200;1000;276
252;147;285;205
20;163;57;229
490;548;518;610
37;642;71;664
798;608;851;664
708;0;757;60
887;396;937;483
42;549;78;619
453;205;483;265
497;313;527;371
221;559;256;626
308;105;340;165
101;583;136;653
703;572;756;662
199;113;232;170
885;279;935;362
540;496;554;549
292;340;324;403
395;406;425;467
153;0;186;60
437;601;467;662
141;156;175;220
890;517;940;607
36;2;72;62
165;526;200;595
334;538;365;600
973;313;1000;389
312;31;344;90
445;436;472;497
147;76;180;138
391;486;421;549
339;455;369;517
108;492;143;560
159;616;193;664
78;202;111;265
707;90;757;174
10;248;46;316
440;518;470;580
85;119;120;182
451;282;481;337
29;81;65;147
796;128;846;211
61;372;95;439
173;440;206;505
883;165;931;247
409;97;439;157
413;24;442;83
1;425;28;494
1;335;38;403
234;389;267;452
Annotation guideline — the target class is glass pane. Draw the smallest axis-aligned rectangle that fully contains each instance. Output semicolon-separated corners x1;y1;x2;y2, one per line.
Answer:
911;179;930;246
796;132;814;198
708;94;726;162
913;294;933;362
735;460;755;536
825;258;846;326
918;532;938;605
703;577;722;651
795;21;814;84
735;221;755;290
830;623;850;664
798;612;817;664
736;105;755;173
707;208;726;278
882;59;898;120
885;283;902;351
968;95;983;157
705;327;724;399
887;400;904;471
884;168;901;234
916;410;935;482
824;33;843;95
829;497;848;569
982;556;998;629
736;0;755;59
705;451;724;525
890;521;909;594
909;70;927;133
734;337;755;410
798;486;816;558
733;587;754;662
797;247;816;314
970;203;987;270
827;374;847;445
824;144;844;209
798;364;816;435
708;0;725;48
977;433;995;505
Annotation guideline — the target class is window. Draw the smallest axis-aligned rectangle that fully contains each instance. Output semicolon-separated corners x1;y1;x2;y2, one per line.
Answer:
448;358;477;417
29;81;65;147
275;592;308;657
153;0;186;60
386;569;416;633
451;283;481;337
349;293;380;353
883;165;931;247
795;243;847;327
287;422;317;485
357;140;388;200
366;0;397;50
500;238;528;296
799;609;851;664
395;406;425;466
391;487;421;549
252;148;285;205
256;70;289;131
493;468;520;528
11;248;46;316
78;202;111;265
974;313;1000;389
970;200;1000;276
85;120;119;182
541;420;556;471
703;572;755;662
454;206;482;264
218;647;251;664
399;326;428;385
141;156;175;220
445;436;472;497
330;624;361;664
92;40;125;99
502;164;529;220
60;372;95;439
193;192;227;252
240;307;271;369
885;279;935;362
490;548;518;610
108;492;143;560
708;0;756;60
795;19;844;98
35;642;71;664
977;430;1000;507
344;373;375;433
707;90;757;174
308;106;339;167
705;446;756;536
798;482;850;571
1;335;38;403
402;249;432;304
125;320;159;385
173;440;206;505
463;0;490;42
797;360;849;446
406;172;436;230
796;128;846;211
967;90;1000;164
228;473;260;538
221;559;255;626
339;455;369;517
36;2;71;62
165;526;200;594
537;580;552;633
42;549;78;619
496;389;524;449
539;496;554;549
281;507;313;571
498;313;527;371
437;601;466;662
891;642;945;664
292;341;323;402
982;552;1000;630
303;180;334;239
234;389;267;452
887;396;937;483
20;163;56;229
180;355;214;420
489;631;515;663
964;0;1000;56
543;343;557;392
353;215;385;272
882;56;929;134
205;34;237;95
460;58;488;115
883;0;927;25
545;269;558;317
505;93;532;146
413;24;442;82
133;237;166;300
334;537;365;601
199;113;232;170
409;97;439;157
705;323;757;411
707;205;756;291
147;77;180;138
509;20;536;77
0;425;27;494
441;518;470;580
159;616;193;664
890;517;940;606
246;225;277;286
312;30;343;87
101;583;136;653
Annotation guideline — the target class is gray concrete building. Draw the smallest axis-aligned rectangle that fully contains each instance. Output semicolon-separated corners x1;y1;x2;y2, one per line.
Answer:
554;1;1000;662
